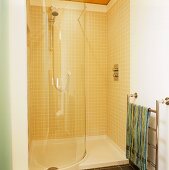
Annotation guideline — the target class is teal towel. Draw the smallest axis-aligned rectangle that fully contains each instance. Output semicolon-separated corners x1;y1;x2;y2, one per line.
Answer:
126;103;150;170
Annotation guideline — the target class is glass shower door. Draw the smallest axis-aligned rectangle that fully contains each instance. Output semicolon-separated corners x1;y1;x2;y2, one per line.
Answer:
27;0;86;169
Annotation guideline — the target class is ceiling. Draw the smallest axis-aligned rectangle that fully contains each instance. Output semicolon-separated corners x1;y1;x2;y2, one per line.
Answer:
30;0;112;6
69;0;111;5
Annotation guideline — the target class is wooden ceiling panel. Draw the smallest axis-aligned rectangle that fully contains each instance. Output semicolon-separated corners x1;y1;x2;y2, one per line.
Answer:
68;0;111;5
86;0;110;5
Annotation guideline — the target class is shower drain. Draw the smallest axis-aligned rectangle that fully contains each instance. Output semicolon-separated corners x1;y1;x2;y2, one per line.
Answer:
47;167;58;170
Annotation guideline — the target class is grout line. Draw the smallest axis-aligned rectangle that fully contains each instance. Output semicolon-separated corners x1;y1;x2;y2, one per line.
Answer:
129;165;136;170
129;165;134;170
85;164;137;170
118;165;123;170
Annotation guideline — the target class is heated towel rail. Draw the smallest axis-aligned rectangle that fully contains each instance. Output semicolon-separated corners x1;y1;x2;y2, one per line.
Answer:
127;93;169;170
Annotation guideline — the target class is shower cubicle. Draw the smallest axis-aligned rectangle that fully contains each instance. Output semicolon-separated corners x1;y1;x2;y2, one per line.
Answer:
27;0;131;169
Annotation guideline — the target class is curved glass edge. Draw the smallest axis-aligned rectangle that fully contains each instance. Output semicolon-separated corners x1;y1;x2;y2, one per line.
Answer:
60;150;87;170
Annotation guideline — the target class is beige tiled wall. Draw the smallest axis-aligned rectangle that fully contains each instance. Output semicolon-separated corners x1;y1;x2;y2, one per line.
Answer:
28;7;50;141
28;6;86;141
48;8;86;139
107;0;130;150
28;0;130;151
28;6;108;141
85;11;108;136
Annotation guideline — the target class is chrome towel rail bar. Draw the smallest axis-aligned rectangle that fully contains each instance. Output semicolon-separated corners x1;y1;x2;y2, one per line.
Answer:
127;93;169;170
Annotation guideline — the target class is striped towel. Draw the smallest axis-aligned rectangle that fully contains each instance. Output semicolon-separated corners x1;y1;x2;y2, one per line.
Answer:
126;103;150;170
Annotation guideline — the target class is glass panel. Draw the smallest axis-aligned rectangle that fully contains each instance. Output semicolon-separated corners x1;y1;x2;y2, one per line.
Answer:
27;0;86;169
0;0;12;169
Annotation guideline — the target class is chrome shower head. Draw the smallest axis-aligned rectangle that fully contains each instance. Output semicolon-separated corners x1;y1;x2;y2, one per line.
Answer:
51;6;59;17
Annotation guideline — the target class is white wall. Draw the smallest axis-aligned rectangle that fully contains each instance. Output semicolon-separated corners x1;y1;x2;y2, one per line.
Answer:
9;0;28;170
131;0;169;169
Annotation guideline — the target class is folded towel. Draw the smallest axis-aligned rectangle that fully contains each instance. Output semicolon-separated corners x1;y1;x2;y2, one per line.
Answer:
126;103;150;170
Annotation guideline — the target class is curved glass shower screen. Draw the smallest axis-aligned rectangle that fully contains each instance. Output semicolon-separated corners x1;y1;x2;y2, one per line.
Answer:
27;0;86;169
